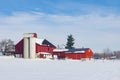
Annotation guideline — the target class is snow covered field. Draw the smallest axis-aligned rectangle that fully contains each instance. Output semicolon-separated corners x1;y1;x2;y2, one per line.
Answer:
0;58;120;80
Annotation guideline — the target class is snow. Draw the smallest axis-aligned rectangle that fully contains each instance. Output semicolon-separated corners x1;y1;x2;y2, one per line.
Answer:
36;38;44;45
0;58;120;80
23;33;35;37
38;52;51;54
53;49;85;53
53;49;68;52
0;52;2;56
73;51;85;53
0;56;14;59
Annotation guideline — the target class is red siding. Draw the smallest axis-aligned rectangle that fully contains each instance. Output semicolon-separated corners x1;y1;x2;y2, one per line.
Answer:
65;53;86;60
40;54;44;58
53;52;66;59
85;49;94;59
15;39;23;55
36;44;55;54
33;33;37;38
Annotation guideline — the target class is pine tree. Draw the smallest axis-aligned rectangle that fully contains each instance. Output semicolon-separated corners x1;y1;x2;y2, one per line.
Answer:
65;34;75;49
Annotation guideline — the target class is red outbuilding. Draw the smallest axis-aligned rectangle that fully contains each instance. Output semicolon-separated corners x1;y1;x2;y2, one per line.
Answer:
53;48;93;60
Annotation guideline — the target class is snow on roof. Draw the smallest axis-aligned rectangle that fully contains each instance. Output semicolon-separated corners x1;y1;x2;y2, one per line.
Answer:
36;38;44;45
74;51;85;53
53;48;89;53
23;33;35;37
38;52;51;55
66;48;89;54
53;49;68;52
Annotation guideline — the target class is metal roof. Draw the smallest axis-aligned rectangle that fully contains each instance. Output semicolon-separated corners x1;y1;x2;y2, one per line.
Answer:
53;48;90;53
67;48;89;53
36;38;56;47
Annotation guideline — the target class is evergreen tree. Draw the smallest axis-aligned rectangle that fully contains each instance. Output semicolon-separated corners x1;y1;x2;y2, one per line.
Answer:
65;34;75;49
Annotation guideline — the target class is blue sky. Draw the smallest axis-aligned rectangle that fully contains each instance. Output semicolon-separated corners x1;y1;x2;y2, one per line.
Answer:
0;0;120;52
0;0;120;15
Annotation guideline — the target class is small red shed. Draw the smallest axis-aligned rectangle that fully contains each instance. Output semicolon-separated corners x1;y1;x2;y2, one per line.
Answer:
53;48;93;60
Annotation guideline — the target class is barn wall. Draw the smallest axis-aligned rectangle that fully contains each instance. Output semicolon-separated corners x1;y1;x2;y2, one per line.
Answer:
15;39;23;55
65;53;86;60
85;49;94;59
40;54;44;58
53;52;66;59
36;44;55;54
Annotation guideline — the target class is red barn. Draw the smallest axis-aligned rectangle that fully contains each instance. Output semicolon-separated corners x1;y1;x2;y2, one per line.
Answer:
15;33;56;58
53;48;93;60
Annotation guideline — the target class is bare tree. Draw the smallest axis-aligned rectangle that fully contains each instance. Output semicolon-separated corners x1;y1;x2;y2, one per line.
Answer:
113;51;120;59
94;49;120;60
103;48;112;59
0;39;15;56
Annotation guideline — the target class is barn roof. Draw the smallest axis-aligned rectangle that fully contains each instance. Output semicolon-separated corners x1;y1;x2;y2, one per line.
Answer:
36;38;56;48
66;48;89;53
53;48;90;53
36;39;44;45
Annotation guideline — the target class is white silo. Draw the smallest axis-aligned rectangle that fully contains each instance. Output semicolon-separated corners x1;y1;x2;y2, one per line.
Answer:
29;37;36;59
23;37;29;59
23;33;36;59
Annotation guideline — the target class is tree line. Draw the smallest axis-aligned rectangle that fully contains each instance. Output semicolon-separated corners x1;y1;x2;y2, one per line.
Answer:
94;48;120;60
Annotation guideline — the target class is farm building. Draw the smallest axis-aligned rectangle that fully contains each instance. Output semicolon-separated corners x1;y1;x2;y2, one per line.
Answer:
15;33;93;60
15;33;56;59
53;48;93;60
